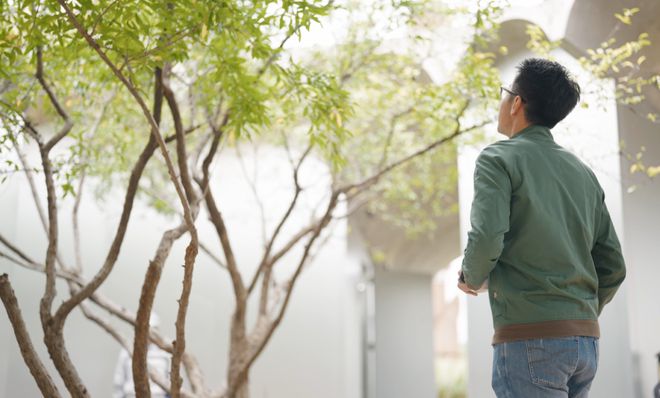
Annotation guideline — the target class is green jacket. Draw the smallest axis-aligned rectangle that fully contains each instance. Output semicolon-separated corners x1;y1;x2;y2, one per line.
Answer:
461;124;626;331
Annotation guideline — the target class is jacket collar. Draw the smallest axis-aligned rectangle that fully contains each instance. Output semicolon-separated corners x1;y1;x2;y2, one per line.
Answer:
510;124;554;141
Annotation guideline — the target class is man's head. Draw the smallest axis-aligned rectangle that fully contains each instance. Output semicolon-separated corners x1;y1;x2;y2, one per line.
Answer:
497;58;581;137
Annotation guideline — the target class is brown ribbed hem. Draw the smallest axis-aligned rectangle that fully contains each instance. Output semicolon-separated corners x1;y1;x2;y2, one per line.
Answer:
492;319;600;345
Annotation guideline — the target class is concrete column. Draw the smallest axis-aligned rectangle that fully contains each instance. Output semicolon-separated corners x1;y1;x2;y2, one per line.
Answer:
374;267;436;398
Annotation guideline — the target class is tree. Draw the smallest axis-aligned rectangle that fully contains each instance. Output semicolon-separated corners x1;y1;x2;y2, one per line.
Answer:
1;1;655;398
0;1;501;397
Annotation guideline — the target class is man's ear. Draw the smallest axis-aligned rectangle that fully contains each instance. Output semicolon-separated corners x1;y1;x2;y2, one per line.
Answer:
509;96;524;116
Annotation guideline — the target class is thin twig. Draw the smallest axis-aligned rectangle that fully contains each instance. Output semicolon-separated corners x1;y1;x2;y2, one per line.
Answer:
199;241;227;269
35;47;74;152
247;137;313;297
256;143;313;315
12;143;48;232
235;142;268;247
336;103;479;198
376;106;415;171
0;248;78;285
73;91;115;273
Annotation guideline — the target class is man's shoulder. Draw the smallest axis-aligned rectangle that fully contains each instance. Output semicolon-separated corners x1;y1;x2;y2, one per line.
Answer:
484;139;517;151
478;139;517;163
547;143;602;186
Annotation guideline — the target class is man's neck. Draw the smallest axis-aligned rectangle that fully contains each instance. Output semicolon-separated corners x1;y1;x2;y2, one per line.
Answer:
509;121;533;138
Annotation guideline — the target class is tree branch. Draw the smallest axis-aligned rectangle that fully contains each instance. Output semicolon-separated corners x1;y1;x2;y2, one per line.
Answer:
337;102;479;198
163;123;204;144
376;106;415;171
1;243;209;395
11;133;80;277
53;68;163;326
55;4;199;330
12;142;48;233
73;297;197;398
200;185;246;302
227;192;341;397
263;221;318;270
199;241;227;269
0;247;78;285
56;0;196;218
253;143;313;316
0;274;62;398
32;44;91;396
224;108;485;394
161;66;202;396
263;106;455;277
0;237;208;395
33;46;63;320
4;232;205;397
162;64;198;204
170;235;200;397
194;112;247;306
35;47;74;152
127;68;171;397
73;91;114;273
88;0;121;37
235;142;268;248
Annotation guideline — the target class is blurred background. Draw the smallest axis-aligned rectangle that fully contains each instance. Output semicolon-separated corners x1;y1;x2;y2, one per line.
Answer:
1;0;658;397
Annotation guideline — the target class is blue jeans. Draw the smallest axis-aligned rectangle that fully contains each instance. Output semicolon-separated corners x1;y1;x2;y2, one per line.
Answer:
492;336;599;398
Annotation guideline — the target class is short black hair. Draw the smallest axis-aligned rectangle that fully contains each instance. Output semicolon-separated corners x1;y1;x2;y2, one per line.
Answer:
512;58;581;129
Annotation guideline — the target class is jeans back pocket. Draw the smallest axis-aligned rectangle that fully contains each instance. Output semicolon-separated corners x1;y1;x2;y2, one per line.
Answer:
526;337;579;389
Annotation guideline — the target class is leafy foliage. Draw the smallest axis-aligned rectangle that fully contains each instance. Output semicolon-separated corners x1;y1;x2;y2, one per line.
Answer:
1;0;352;198
1;0;505;239
287;0;502;238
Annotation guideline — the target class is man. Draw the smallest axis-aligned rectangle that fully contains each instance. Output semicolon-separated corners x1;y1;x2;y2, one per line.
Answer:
458;58;626;397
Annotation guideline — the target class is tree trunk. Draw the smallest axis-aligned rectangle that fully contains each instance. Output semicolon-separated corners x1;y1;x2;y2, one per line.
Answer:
225;310;250;398
226;366;250;398
234;379;249;398
43;327;90;397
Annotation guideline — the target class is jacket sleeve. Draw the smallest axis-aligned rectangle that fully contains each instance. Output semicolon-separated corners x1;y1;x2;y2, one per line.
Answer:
461;147;511;289
592;193;626;315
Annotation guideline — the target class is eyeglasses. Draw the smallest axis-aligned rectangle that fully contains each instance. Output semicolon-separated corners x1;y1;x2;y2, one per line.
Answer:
500;86;526;102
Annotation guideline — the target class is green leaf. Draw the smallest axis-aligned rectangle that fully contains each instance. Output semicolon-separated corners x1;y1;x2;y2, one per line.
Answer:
62;182;75;198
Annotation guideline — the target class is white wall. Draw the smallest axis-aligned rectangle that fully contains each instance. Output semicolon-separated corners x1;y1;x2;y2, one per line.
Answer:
0;143;362;398
373;268;436;398
617;105;660;398
459;47;635;397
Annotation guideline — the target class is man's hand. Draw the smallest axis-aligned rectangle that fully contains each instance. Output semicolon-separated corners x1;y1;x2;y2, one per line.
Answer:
457;270;478;296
